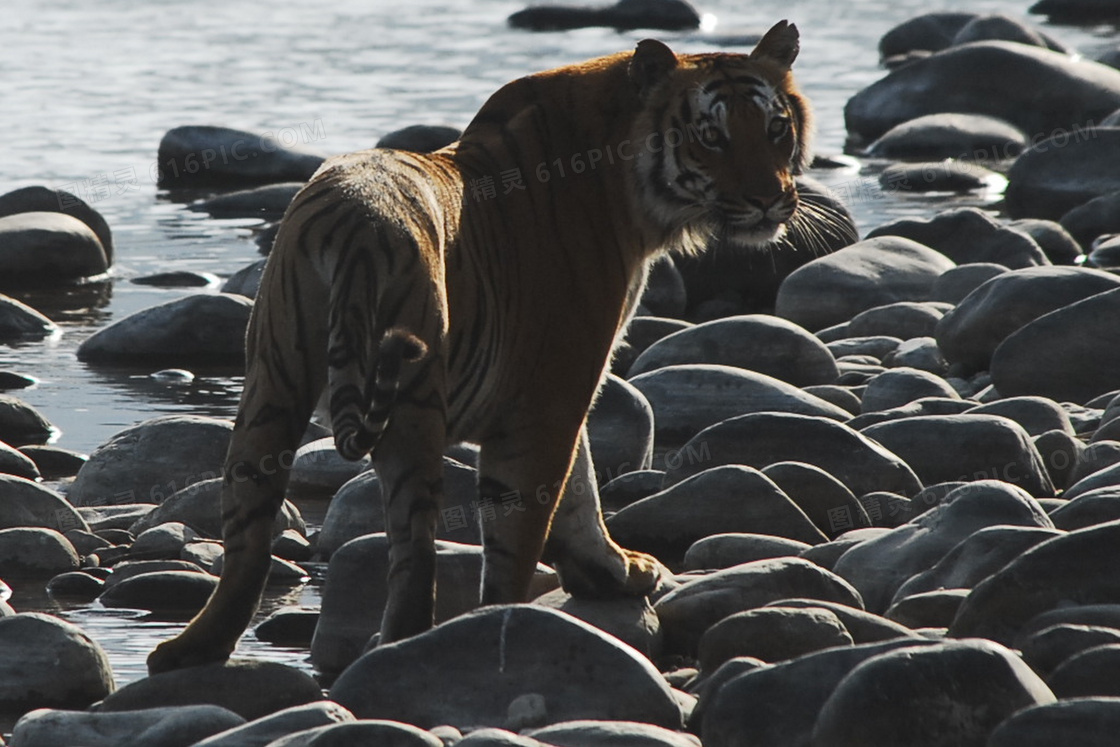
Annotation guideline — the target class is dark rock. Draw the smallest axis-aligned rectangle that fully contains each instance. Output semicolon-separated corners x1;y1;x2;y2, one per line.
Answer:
878;161;999;193
846;302;947;340
129;477;303;540
866;113;1027;161
286;437;369;497
882;337;949;374
77;293;252;367
1016;604;1120;645
376;124;461;152
1007;129;1120;221
607;466;827;562
1088;234;1120;268
0;396;54;446
1059;190;1120;248
627;314;838;386
17;445;87;480
524;720;700;747
104;559;207;586
0;612;115;713
1047;643;1120;697
588;374;654;481
0;294;57;342
508;0;700;32
46;571;105;600
878;12;978;58
0;527;80;577
810;639;1054;746
532;589;663;660
935;266;1120;371
1066;461;1120;500
629;365;849;451
699;638;937;747
833;480;1054;613
95;660;323;721
1050;487;1120;530
775;236;955;332
1009;218;1085;264
188;702;355;747
762;597;921;643
952;13;1055;49
190;183;302;220
131;271;219;288
1020;623;1120;676
0;475;88;533
0;370;37;390
683;533;812;570
10;705;245;747
329;604;683;729
68;415;231;507
848;397;975;430
988;697;1120;747
884;588;968;628
1030;0;1120;23
261;721;443;746
928;263;1008;304
966;396;1074;436
868;208;1049;269
638;255;687;318
950;520;1120;643
272;528;312;562
859;368;960;413
862;415;1055;496
156;125;325;188
0;212;109;285
801;385;862;415
1034;429;1084;488
599;470;664;512
613;317;692;376
826;335;901;361
991;286;1120;402
892;525;1061;604
697;606;852;672
653;557;863;656
97;570;218;616
0;184;114;262
760;461;870;539
221;258;267;299
663;412;923;499
453;729;548;746
128;522;200;560
846;43;1120;145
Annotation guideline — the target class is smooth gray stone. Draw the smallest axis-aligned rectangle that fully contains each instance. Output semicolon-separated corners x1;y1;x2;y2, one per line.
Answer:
697;606;852;671
884;588;969;628
507;0;701;31
683;533;813;571
0;184;114;262
222;258;267;299
190;701;356;747
1009;218;1084;265
878;12;976;57
587;374;655;482
1049;487;1120;530
376;124;461;152
846;301;947;340
761;461;869;540
129;477;304;540
760;598;921;644
190;183;302;220
156;125;325;188
329;605;683;730
0;612;115;713
1020;624;1120;677
866;113;1028;161
1008;128;1120;221
0;474;88;533
68;415;232;507
0;294;57;343
524;720;701;747
882;337;949;374
868;208;1048;269
10;705;245;747
259;720;443;747
0;395;55;446
966;396;1074;436
533;588;663;660
0;211;109;282
878;160;998;193
613;316;692;377
1061;190;1120;248
988;697;1120;747
859;367;960;413
0;527;80;577
97;570;218;616
951;13;1057;49
1047;643;1120;697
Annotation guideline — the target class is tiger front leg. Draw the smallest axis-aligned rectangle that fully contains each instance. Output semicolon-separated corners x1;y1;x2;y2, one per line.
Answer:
545;426;665;598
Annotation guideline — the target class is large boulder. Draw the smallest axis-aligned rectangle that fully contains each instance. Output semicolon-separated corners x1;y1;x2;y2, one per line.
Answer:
156;125;325;188
1005;127;1120;220
865;113;1028;161
0;528;80;577
0;212;109;284
0;294;57;342
587;374;655;481
508;0;701;31
77;293;252;367
0;474;88;533
67;415;232;507
775;237;955;332
329;605;683;729
0;185;114;262
878;12;977;58
866;208;1048;269
988;697;1120;747
10;705;245;747
846;42;1120;144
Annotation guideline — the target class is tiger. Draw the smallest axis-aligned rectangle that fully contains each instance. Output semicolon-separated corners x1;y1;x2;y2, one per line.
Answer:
148;20;810;673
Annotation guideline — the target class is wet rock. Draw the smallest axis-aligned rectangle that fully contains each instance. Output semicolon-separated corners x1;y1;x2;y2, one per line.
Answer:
77;293;252;367
329;605;683;729
524;720;701;746
810;639;1054;746
653;557;863;656
132;271;219;289
129;522;200;560
189;701;355;747
1030;0;1120;23
0;396;55;446
0;184;114;262
868;208;1049;269
846;42;1120;145
10;705;245;747
156;125;325;188
376;124;461;152
1020;623;1120;676
0;528;80;577
508;0;701;32
311;535;556;674
286;437;370;497
928;263;1008;304
318;459;477;557
613;317;691;376
254;606;320;647
878;160;999;193
0;370;37;390
1050;487;1120;530
683;533;812;571
17;444;87;480
1047;643;1120;697
105;559;206;585
866;113;1027;161
862;415;1055;496
663;412;923;499
222;258;267;299
0;212;109;284
627;314;838;386
891;525;1061;604
990;286;1120;402
859;368;960;413
775;236;955;332
190;183;302;220
98;570;218;616
96;660;323;721
1060;190;1120;248
699;638;937;747
0;474;87;532
952;13;1056;48
878;12;977;58
697;606;852;672
1006;128;1120;221
988;697;1120;747
950;520;1120;643
0;612;115;713
832;480;1053;613
760;461;869;540
599;470;664;512
533;589;662;660
935;266;1120;372
607;466;827;561
761;598;921;644
884;588;968;628
46;571;105;600
68;415;231;507
0;294;56;343
587;375;654;480
272;528;312;562
129;477;304;540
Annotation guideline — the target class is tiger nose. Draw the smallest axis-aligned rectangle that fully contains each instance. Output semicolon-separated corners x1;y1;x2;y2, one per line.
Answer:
746;194;784;212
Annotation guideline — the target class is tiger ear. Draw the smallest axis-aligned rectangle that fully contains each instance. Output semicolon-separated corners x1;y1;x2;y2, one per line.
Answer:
629;39;678;98
751;20;800;69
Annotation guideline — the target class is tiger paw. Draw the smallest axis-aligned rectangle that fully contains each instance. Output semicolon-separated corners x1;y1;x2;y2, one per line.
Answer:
147;633;232;675
555;546;666;600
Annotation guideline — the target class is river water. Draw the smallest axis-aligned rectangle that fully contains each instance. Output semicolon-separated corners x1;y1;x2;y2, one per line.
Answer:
0;0;1113;692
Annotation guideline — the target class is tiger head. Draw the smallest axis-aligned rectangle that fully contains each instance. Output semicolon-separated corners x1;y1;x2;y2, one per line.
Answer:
628;21;810;253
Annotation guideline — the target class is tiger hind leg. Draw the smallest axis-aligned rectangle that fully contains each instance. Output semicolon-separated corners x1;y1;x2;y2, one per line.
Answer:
545;426;665;598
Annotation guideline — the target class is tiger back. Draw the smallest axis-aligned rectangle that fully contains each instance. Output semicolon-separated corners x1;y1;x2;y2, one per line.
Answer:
149;20;810;673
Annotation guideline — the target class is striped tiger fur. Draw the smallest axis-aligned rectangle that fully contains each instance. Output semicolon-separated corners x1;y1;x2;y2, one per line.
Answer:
149;20;810;673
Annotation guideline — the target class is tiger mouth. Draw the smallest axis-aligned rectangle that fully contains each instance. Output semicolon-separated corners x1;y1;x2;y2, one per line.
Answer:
718;214;790;248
